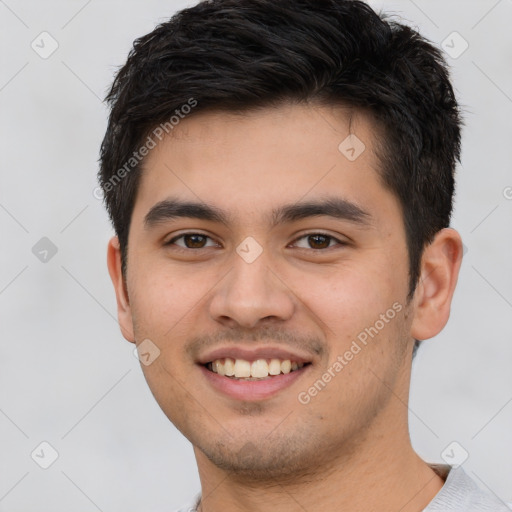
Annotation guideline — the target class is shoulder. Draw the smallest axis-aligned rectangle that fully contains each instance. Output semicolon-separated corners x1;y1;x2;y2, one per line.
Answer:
425;464;511;511
171;493;201;512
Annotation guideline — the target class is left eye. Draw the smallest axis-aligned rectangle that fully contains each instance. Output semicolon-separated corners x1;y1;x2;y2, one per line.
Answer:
292;234;342;250
167;234;218;249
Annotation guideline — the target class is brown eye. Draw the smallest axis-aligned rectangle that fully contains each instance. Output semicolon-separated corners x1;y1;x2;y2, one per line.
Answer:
167;233;217;249
307;234;331;249
291;233;346;250
183;234;207;248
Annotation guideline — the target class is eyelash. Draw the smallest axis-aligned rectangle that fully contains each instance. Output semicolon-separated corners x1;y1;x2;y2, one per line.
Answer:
165;232;346;250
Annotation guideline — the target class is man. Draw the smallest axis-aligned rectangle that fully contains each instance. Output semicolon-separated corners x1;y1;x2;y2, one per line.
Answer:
99;0;510;510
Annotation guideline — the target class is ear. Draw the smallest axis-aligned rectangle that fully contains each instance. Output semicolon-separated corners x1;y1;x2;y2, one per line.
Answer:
107;236;135;343
410;228;463;341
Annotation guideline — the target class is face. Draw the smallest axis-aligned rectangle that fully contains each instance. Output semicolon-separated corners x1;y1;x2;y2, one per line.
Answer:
115;103;418;479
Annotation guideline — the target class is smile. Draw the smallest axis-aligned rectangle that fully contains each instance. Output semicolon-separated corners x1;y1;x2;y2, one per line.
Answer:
206;358;308;380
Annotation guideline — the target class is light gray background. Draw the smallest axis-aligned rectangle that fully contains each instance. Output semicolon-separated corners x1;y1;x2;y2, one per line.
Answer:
0;1;511;510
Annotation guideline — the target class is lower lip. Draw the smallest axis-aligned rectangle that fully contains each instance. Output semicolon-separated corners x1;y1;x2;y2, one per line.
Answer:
199;364;310;401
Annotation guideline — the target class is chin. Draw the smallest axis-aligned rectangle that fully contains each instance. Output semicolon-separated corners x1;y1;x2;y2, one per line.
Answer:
194;431;336;482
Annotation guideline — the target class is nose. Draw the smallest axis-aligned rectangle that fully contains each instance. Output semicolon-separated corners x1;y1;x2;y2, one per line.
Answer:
208;250;295;329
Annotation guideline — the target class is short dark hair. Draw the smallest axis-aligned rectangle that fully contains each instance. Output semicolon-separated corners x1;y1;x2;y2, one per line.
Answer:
99;0;461;303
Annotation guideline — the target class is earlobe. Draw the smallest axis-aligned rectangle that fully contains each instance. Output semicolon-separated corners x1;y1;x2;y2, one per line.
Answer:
106;236;135;343
410;228;463;341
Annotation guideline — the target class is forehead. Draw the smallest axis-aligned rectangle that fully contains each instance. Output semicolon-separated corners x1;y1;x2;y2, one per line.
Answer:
132;103;396;227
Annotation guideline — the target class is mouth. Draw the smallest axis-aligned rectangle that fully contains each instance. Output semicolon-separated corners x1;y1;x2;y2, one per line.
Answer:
199;351;313;401
204;357;310;380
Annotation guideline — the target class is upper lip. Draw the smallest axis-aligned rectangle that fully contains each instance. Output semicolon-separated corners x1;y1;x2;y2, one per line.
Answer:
197;346;314;365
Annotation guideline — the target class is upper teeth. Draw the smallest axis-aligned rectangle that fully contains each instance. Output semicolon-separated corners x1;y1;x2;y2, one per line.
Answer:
209;358;304;378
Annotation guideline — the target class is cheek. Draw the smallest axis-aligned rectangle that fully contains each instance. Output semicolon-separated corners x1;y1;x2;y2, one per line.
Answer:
128;260;213;339
290;262;401;335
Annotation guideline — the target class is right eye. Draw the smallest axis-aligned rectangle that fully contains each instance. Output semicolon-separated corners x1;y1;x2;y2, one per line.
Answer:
165;233;219;249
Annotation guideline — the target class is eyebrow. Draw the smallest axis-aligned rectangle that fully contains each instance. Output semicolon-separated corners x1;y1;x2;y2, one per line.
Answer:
143;196;373;229
144;199;229;227
270;197;372;227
